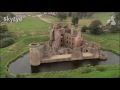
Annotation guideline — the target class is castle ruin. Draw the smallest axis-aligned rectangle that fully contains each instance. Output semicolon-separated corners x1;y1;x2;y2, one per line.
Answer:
29;23;107;66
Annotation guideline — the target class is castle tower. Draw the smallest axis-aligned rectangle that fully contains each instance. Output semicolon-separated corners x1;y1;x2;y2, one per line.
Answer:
75;31;83;47
29;43;43;66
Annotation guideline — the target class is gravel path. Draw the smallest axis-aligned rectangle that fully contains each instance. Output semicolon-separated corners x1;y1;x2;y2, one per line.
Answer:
36;15;52;24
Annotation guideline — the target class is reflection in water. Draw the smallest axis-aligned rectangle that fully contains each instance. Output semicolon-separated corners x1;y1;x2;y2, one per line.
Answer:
8;50;120;75
31;66;39;73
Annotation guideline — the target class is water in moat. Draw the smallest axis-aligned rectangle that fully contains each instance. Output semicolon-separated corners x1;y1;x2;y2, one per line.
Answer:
8;50;120;75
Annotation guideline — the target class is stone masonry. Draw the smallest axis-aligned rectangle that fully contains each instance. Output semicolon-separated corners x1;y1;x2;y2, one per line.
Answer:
29;23;107;66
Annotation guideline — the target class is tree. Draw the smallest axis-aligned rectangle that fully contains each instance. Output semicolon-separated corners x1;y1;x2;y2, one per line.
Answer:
115;12;120;21
0;25;8;33
0;12;15;24
109;25;118;33
0;12;16;48
72;13;79;26
71;12;94;18
57;12;67;21
115;12;120;32
0;12;15;18
67;12;72;17
0;16;3;23
89;20;103;35
81;25;88;32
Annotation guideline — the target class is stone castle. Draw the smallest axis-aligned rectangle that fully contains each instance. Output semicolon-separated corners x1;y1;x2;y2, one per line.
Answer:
29;23;106;66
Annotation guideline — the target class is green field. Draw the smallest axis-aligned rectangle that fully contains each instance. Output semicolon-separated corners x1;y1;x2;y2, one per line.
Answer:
83;32;120;55
0;12;120;78
0;35;49;77
5;17;51;36
41;15;60;24
12;12;38;15
41;12;114;28
91;12;114;24
25;64;120;78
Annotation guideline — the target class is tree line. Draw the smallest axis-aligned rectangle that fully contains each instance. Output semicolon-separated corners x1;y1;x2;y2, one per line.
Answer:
57;12;120;35
57;12;94;26
0;12;16;48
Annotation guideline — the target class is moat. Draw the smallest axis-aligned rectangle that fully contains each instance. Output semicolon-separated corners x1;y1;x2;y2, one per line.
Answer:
8;50;120;75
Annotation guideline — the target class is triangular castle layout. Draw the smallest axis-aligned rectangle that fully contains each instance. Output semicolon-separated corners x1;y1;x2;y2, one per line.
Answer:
29;23;107;66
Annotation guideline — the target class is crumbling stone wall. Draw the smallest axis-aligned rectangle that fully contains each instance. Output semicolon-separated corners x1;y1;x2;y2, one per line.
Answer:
72;47;83;60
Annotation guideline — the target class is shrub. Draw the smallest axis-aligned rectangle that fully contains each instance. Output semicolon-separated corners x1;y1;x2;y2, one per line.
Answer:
57;12;67;21
89;20;103;35
81;67;92;73
96;66;106;72
0;33;12;40
109;25;118;33
16;74;25;78
0;25;8;33
72;14;79;25
81;25;88;32
2;73;13;78
0;38;15;48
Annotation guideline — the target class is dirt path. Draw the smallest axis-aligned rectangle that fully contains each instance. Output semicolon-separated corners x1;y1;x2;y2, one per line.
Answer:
36;15;52;24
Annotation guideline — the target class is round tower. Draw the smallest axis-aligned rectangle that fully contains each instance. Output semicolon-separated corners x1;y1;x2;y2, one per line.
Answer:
29;43;43;66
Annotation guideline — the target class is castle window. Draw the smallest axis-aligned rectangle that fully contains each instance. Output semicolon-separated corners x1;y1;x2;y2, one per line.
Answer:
67;41;68;43
86;50;88;52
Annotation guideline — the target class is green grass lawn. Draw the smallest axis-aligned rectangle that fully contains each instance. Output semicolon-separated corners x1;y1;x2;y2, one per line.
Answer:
0;34;49;78
83;31;120;55
5;17;51;36
25;64;120;78
41;12;114;28
0;32;119;78
91;12;114;24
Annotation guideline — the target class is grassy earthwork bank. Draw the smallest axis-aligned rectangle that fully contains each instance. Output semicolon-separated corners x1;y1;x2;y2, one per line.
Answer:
0;35;49;78
0;16;51;78
25;64;120;78
0;12;120;78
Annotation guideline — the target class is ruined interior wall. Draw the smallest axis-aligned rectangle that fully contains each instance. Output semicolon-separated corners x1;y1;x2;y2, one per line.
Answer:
71;47;83;60
64;33;75;48
81;42;100;58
